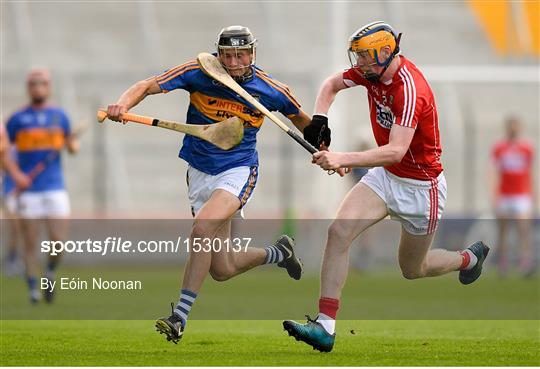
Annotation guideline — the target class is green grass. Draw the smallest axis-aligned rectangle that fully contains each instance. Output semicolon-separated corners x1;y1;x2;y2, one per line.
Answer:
1;320;539;366
1;266;539;365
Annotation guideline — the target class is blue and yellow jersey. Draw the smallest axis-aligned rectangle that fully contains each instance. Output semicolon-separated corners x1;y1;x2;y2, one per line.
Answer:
6;106;71;192
155;58;301;175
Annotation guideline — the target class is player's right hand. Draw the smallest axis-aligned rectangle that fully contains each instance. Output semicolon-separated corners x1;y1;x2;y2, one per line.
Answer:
304;114;331;149
107;104;128;124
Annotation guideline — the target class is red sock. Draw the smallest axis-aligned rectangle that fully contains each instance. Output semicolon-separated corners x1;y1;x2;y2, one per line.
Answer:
459;250;471;270
318;297;340;319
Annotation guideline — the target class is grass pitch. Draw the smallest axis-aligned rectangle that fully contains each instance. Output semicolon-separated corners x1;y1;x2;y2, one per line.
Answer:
1;266;539;365
1;320;539;366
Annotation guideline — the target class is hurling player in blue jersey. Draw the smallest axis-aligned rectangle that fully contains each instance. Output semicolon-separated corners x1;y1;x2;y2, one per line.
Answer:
107;26;312;343
1;123;29;276
6;68;80;303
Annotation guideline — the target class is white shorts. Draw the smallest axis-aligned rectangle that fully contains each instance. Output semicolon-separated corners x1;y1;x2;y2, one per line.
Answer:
496;195;532;217
360;167;447;235
16;190;71;218
187;165;258;217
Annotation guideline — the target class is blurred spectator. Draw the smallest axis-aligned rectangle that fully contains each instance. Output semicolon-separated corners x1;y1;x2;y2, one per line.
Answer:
490;116;536;278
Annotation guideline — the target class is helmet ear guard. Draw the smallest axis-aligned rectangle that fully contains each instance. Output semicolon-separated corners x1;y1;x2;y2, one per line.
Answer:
372;31;401;67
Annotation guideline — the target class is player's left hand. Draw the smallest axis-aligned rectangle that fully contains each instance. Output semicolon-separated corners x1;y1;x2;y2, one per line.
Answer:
312;150;345;171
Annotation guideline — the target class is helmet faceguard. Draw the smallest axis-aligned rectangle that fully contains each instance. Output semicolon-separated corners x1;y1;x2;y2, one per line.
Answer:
347;21;402;83
216;25;257;83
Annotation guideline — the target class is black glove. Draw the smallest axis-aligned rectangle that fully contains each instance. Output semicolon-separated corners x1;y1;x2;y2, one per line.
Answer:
303;114;331;148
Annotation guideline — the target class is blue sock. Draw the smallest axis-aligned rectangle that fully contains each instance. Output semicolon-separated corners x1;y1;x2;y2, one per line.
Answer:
47;259;59;272
173;289;197;327
27;276;37;291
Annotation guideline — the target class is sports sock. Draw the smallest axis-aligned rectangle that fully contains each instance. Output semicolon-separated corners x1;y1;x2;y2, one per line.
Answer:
263;245;284;264
45;259;59;279
316;297;339;335
30;289;41;302
173;289;197;327
46;259;58;272
316;313;336;335
27;276;37;291
459;249;478;270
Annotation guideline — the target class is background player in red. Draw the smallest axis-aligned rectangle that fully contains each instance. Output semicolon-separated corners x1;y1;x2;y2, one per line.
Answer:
284;21;490;352
490;116;536;277
6;68;80;303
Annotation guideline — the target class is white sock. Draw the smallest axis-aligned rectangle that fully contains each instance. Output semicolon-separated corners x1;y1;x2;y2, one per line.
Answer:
30;289;41;301
461;249;478;270
316;313;335;335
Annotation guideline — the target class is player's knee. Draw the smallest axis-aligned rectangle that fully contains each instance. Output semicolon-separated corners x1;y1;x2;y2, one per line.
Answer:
209;265;234;282
191;219;220;239
401;268;425;280
327;220;354;246
209;269;233;282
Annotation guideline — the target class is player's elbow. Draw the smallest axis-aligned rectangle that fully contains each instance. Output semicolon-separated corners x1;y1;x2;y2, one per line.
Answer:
329;75;347;94
387;147;407;165
134;80;152;94
140;77;162;96
129;79;155;98
321;73;346;95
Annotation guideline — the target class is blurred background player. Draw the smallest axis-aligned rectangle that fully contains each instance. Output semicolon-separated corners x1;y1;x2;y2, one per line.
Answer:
1;122;30;276
106;25;308;344
5;67;80;303
490;116;536;277
283;21;490;352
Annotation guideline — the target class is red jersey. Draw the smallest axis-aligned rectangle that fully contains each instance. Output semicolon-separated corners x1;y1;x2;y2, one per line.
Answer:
343;56;443;180
492;139;534;196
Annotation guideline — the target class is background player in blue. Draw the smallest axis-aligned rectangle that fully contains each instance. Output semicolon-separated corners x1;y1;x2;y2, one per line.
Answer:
1;122;30;277
106;26;311;343
6;67;80;303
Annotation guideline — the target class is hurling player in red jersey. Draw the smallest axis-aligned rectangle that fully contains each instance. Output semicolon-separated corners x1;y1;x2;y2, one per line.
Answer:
283;22;490;352
491;116;536;277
